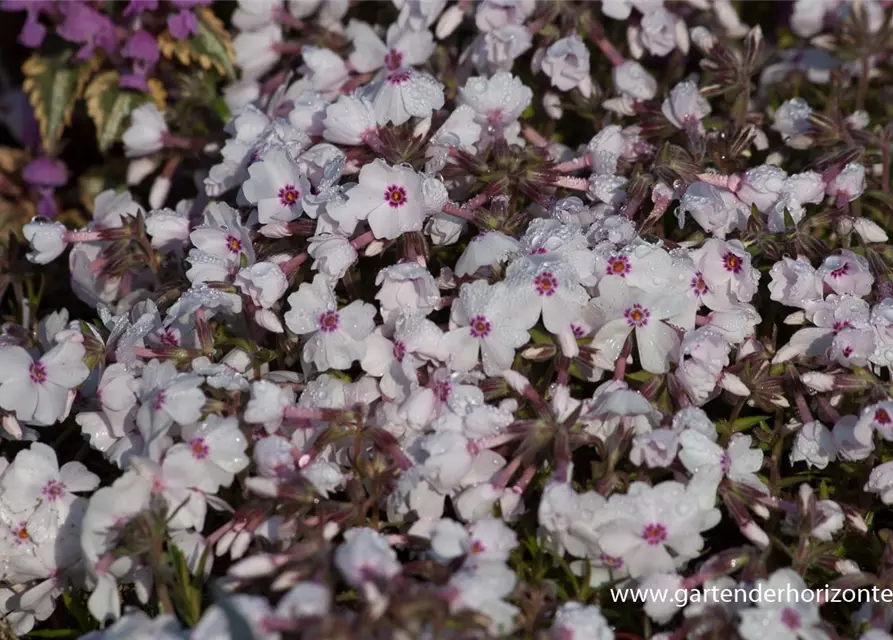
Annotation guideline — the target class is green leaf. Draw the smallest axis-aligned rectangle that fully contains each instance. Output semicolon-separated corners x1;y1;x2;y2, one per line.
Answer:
159;8;235;78
25;630;79;639
528;327;554;344
84;72;149;153
782;206;796;230
850;364;879;385
167;543;205;627
62;590;96;633
211;96;232;124
22;52;96;155
731;415;771;431
864;190;893;212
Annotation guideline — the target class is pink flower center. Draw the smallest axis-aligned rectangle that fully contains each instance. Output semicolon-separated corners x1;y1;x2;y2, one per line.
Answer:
470;540;485;554
829;263;850;279
435;380;452;402
781;607;801;630
469;315;492;338
641;522;668;546
29;361;47;385
158;329;179;347
278;184;300;207
487;109;505;126
624;303;650;328
384;184;408;208
225;234;243;255
530;247;548;255
832;320;852;332
317;310;340;333
842;345;854;357
12;523;29;544
393;341;406;362
190;437;210;460
719;452;731;474
153;390;167;411
875;408;892;425
722;252;743;274
534;272;559;296
571;323;586;338
384;49;403;71
599;553;624;569
42;480;65;501
691;272;709;296
606;255;631;277
387;70;411;85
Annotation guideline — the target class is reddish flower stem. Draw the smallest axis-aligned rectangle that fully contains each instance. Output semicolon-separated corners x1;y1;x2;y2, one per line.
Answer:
586;23;625;66
350;230;376;249
554;156;591;172
281;252;309;277
551;175;590;191
441;202;477;221
522;125;550;148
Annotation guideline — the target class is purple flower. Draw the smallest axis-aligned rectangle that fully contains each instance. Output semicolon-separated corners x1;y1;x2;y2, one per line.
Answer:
23;157;68;188
20;17;46;48
57;2;119;60
23;157;68;219
170;0;211;7
167;9;199;40
123;0;159;17
0;1;53;13
123;31;160;65
120;70;149;92
1;1;53;48
0;90;40;150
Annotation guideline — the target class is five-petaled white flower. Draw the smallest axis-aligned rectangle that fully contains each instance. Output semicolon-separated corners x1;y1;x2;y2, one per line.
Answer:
327;159;426;238
284;274;377;371
0;341;89;426
441;280;530;376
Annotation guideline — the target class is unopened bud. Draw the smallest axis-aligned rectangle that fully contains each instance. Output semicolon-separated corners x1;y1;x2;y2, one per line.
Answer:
719;372;750;396
1;414;22;440
691;26;717;53
127;157;161;186
741;520;770;548
752;504;770;519
364;240;386;257
216;530;236;557
543;92;563;120
557;330;579;358
323;521;340;541
501;370;532;396
801;371;835;393
149;176;171;210
230;530;252;559
521;343;557;362
842;505;868;533
245;477;279;498
835;559;861;575
435;4;464;39
229;554;278;579
412;116;432;140
271;569;302;591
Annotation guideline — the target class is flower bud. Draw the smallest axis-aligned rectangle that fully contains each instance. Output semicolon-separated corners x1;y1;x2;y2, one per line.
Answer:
436;4;464;39
229;554;279;578
149;176;171;210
